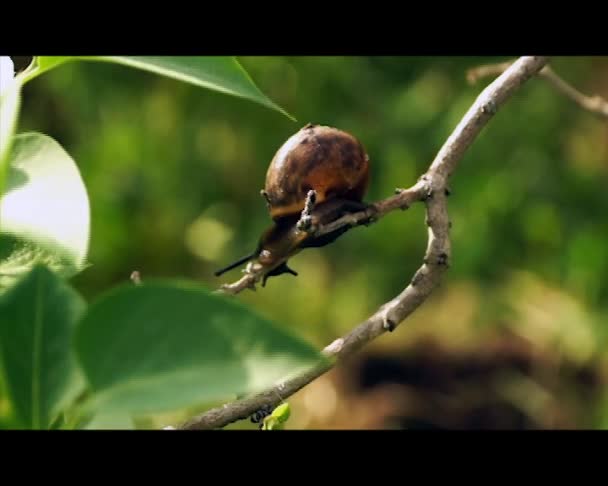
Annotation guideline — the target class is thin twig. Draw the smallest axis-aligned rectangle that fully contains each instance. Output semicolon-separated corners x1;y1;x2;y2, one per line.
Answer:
181;56;549;430
541;66;608;118
468;59;608;119
215;183;428;296
296;190;317;232
466;61;514;84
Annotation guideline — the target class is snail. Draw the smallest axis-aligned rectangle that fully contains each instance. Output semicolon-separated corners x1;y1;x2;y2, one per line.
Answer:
215;123;371;285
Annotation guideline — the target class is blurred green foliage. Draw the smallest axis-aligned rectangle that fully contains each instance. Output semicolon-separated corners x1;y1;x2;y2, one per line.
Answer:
11;56;608;428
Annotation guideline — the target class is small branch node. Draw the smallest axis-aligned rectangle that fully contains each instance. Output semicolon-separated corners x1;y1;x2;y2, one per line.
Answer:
380;303;398;332
481;99;498;115
383;318;396;332
418;174;430;182
362;211;378;225
325;337;345;354
423;185;434;201
296;190;317;232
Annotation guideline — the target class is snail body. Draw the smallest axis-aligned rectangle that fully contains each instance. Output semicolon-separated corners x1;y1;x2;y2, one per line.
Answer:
215;123;370;283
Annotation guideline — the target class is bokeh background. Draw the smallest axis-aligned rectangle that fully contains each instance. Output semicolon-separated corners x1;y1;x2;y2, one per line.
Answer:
11;56;608;429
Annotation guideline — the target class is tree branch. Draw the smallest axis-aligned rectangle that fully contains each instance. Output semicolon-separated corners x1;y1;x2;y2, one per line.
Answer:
468;60;608;119
180;56;550;430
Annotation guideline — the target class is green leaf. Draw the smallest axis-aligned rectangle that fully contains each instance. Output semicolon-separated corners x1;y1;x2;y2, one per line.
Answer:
271;402;291;423
18;57;74;84
261;416;280;430
36;57;73;71
0;59;21;200
0;264;87;429
83;412;134;430
21;56;295;121
74;281;324;417
100;57;294;121
0;133;90;290
261;402;291;430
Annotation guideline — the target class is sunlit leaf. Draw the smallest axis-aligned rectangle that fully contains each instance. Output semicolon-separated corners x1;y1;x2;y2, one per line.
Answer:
36;57;72;71
261;402;291;430
74;281;324;419
101;57;294;120
0;57;21;201
0;133;90;289
21;56;294;120
271;402;291;422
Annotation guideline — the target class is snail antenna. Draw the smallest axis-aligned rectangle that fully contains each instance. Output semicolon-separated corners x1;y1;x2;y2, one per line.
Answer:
214;252;256;277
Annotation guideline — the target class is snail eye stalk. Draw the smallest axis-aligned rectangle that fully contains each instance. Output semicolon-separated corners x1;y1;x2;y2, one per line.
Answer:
214;252;256;277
